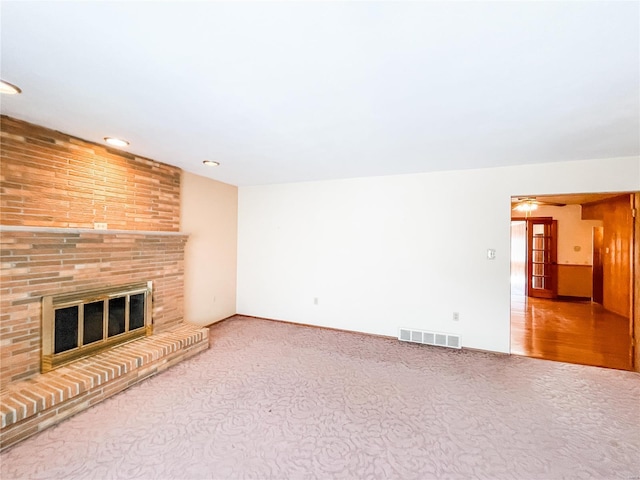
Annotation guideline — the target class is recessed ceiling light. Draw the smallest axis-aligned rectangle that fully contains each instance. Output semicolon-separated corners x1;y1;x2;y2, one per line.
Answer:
0;80;22;95
104;137;130;147
203;160;220;167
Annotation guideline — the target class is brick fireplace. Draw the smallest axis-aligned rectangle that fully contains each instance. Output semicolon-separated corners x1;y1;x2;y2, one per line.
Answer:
0;116;209;449
41;281;153;373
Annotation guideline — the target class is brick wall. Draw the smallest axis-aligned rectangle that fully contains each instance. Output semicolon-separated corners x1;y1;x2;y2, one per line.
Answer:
0;229;188;388
0;116;190;391
0;116;181;231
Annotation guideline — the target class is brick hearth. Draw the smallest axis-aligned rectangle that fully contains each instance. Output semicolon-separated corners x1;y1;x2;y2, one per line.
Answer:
1;323;208;449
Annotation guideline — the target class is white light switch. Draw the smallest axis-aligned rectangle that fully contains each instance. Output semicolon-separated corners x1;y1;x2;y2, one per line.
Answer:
487;249;496;260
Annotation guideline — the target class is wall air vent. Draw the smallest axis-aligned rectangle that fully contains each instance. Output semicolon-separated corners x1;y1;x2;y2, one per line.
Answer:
398;327;461;349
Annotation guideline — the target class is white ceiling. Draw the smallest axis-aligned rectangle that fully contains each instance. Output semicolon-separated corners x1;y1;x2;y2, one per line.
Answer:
1;1;638;187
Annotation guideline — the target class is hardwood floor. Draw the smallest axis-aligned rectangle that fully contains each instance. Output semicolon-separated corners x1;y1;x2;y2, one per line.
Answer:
510;294;633;371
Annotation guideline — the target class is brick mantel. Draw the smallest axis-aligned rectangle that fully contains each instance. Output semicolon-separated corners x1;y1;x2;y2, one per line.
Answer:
0;225;188;236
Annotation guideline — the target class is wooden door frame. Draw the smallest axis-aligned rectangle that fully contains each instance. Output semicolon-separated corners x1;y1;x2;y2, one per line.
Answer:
525;217;558;299
632;193;639;372
511;216;559;299
592;226;604;304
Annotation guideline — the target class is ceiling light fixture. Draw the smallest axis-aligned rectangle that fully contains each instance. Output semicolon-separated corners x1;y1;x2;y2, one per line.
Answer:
514;201;538;213
104;137;130;147
513;199;539;218
203;160;220;167
0;80;22;94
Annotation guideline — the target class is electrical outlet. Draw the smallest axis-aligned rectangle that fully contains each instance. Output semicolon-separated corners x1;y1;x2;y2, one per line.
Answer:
314;297;318;305
453;312;460;321
94;222;107;230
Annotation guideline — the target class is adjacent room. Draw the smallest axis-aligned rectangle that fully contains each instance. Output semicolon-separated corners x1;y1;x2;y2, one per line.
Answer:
1;1;639;478
509;193;636;370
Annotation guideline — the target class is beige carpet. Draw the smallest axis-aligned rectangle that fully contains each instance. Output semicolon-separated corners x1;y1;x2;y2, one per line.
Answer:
1;316;639;479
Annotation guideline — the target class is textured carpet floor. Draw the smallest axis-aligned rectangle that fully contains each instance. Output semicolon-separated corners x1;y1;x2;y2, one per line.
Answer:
1;316;639;479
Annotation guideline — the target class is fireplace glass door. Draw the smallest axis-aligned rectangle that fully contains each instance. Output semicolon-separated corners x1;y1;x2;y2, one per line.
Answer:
42;282;152;372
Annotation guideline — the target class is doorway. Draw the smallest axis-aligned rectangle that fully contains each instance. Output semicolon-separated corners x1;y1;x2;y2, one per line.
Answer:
509;193;635;371
592;226;604;304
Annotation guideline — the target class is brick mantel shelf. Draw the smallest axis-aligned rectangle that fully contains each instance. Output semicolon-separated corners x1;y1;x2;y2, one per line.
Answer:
0;225;188;237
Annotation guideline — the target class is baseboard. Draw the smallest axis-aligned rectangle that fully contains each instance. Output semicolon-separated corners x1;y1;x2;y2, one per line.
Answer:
556;295;592;302
234;313;397;341
203;313;237;328
234;314;509;356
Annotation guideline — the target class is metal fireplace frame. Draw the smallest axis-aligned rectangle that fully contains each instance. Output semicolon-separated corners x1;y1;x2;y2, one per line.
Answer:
41;282;153;372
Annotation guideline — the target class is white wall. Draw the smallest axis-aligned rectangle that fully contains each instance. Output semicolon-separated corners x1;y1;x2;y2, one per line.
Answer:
181;171;238;326
237;156;639;353
532;204;602;266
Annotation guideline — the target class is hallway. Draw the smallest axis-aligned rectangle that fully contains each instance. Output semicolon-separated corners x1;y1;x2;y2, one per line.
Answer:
510;295;632;371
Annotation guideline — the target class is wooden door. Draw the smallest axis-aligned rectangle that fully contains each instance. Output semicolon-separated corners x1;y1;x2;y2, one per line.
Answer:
527;218;558;299
592;226;604;304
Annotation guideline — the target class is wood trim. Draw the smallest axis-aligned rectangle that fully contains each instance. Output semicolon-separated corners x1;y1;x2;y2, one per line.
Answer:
510;216;553;221
556;296;591;302
633;193;639;372
582;193;631;210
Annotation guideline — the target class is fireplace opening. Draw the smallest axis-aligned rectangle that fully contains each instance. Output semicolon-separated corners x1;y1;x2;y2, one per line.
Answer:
42;282;152;372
